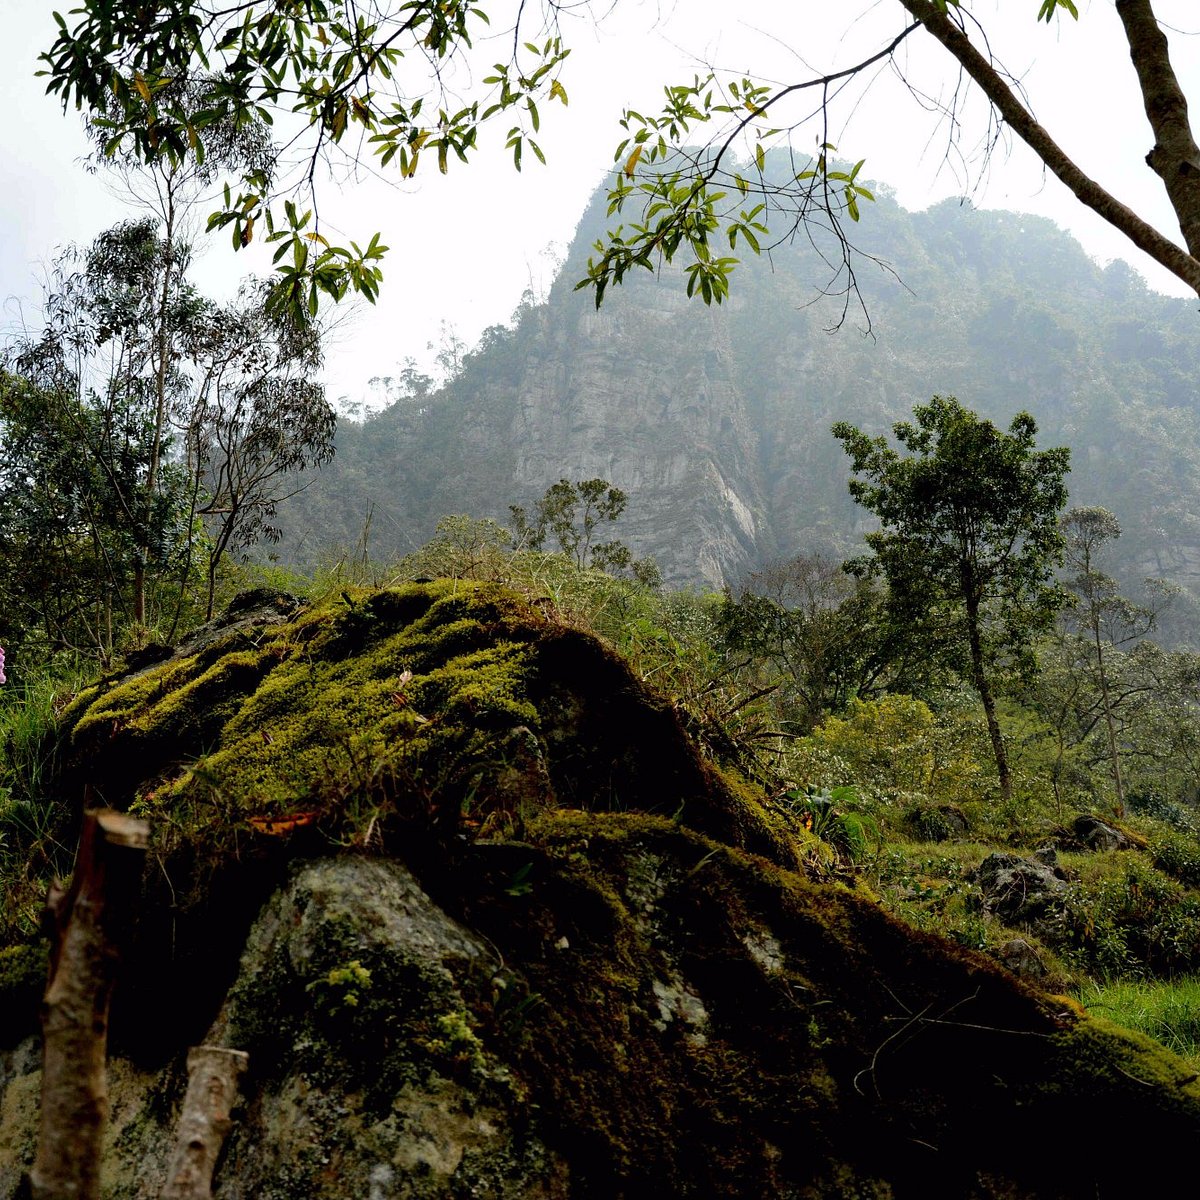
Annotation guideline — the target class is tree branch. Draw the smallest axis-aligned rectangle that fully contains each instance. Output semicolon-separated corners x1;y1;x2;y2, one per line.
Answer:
896;0;1200;297
1114;0;1200;260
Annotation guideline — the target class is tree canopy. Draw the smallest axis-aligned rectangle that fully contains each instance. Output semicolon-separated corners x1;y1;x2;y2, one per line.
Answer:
38;2;1200;323
833;396;1070;801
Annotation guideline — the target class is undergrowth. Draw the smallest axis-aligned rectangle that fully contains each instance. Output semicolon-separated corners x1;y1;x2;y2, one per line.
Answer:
8;519;1200;1073
0;659;90;940
1076;976;1200;1071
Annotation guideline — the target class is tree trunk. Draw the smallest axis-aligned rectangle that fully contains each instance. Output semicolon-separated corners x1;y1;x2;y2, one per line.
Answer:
1092;623;1126;817
965;593;1012;803
1115;0;1200;261
160;1047;249;1200
30;809;149;1200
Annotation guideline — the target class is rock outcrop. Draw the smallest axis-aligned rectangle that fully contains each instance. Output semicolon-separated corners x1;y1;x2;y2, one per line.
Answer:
3;582;1200;1198
278;179;1200;626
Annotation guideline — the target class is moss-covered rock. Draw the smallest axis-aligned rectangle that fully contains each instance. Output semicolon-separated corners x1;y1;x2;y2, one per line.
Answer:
4;582;1200;1197
55;581;810;866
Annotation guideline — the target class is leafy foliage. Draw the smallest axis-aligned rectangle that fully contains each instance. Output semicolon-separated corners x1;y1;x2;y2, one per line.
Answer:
41;0;570;323
0;219;334;658
509;478;659;583
834;396;1070;800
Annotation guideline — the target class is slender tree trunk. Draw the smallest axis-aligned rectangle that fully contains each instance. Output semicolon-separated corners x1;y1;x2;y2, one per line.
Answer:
1092;621;1126;816
30;809;149;1200
139;191;179;627
964;592;1012;803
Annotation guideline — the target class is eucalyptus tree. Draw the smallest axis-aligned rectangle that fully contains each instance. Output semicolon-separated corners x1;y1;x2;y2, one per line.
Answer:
1;220;334;656
833;396;1070;802
84;75;276;621
1056;506;1175;814
4;220;200;651
184;279;335;620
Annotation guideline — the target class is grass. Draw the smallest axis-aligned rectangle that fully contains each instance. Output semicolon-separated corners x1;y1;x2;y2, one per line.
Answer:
1076;976;1200;1071
0;659;94;938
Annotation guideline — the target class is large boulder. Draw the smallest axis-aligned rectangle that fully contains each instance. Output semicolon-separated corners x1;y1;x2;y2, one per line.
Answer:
975;852;1068;934
4;582;1200;1198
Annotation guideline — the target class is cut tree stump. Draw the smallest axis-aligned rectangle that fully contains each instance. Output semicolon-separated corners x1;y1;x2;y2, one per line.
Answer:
29;808;149;1200
160;1046;249;1200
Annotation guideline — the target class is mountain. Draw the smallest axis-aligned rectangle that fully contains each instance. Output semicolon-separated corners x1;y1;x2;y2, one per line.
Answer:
280;159;1200;615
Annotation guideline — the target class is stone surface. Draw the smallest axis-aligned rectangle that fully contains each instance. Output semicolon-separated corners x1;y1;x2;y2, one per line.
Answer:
1073;814;1135;852
976;852;1068;932
997;938;1050;982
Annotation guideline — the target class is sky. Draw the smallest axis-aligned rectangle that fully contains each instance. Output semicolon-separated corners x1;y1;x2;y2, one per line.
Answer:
3;2;1199;404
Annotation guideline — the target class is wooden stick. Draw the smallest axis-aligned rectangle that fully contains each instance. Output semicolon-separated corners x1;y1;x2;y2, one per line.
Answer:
30;809;149;1200
160;1046;250;1200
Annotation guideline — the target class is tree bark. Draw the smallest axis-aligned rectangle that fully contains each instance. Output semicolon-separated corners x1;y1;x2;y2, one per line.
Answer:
964;591;1012;804
1092;620;1127;817
896;0;1200;297
30;809;149;1200
160;1047;249;1200
1115;0;1200;261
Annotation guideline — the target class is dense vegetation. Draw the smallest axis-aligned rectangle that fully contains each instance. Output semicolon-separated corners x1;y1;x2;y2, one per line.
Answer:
8;458;1200;1073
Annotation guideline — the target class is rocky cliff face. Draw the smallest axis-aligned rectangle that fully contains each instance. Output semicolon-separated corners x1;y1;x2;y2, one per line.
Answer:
282;179;1200;624
505;284;771;586
3;584;1200;1197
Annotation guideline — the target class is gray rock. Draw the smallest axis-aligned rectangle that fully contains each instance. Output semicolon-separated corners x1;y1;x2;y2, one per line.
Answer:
0;860;567;1200
976;852;1067;931
996;938;1050;982
1073;814;1134;852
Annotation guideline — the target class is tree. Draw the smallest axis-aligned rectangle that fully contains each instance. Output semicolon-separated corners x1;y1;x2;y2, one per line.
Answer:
1056;506;1173;814
509;478;659;583
80;76;275;621
183;278;335;619
717;554;950;732
40;3;1200;321
833;396;1070;802
0;367;188;662
41;0;569;322
582;0;1200;315
1;220;334;656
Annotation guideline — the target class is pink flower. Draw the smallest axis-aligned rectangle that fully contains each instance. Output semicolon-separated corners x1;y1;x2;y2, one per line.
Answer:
0;645;6;685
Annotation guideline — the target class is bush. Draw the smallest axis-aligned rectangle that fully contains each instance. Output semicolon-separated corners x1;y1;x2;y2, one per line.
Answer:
1061;858;1200;979
1151;830;1200;889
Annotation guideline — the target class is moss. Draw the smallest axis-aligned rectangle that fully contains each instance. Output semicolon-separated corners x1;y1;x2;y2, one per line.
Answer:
17;579;1200;1195
51;581;809;874
445;811;1200;1197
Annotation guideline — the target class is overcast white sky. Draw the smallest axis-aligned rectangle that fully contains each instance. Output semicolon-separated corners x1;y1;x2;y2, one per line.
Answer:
3;2;1199;402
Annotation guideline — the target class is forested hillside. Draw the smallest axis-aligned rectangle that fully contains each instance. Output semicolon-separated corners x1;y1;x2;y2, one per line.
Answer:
281;158;1200;631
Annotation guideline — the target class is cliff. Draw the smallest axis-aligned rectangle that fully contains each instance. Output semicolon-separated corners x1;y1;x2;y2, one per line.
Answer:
279;169;1200;629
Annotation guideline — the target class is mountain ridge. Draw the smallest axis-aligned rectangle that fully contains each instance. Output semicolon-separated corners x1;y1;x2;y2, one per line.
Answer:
281;165;1200;622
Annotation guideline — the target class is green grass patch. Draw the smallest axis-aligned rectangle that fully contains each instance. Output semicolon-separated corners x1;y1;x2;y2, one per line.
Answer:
1076;975;1200;1071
